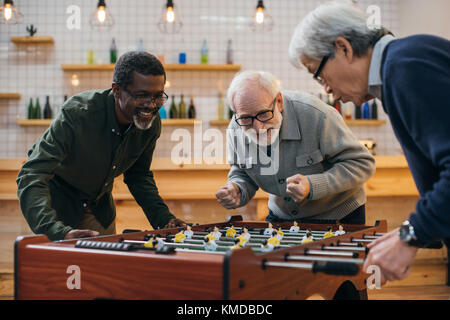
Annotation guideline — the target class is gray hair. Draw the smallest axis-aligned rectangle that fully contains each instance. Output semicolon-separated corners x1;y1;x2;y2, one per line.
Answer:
288;0;389;67
226;70;281;112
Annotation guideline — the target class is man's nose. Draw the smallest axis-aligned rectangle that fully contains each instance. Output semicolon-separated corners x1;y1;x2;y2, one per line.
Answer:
252;119;265;131
324;84;333;94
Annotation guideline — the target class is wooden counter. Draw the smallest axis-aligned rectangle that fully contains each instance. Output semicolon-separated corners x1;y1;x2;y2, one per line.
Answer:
0;156;417;220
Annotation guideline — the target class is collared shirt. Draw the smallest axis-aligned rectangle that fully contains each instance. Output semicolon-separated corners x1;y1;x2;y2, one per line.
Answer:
368;34;396;100
17;88;175;240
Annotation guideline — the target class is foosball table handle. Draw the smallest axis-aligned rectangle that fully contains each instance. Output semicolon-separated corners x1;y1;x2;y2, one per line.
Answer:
312;261;359;276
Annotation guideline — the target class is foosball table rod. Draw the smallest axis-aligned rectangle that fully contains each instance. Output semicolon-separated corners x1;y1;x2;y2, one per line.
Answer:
262;260;360;276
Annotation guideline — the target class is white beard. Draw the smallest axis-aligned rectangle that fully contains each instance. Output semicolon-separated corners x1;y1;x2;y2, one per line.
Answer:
133;114;155;130
243;115;282;147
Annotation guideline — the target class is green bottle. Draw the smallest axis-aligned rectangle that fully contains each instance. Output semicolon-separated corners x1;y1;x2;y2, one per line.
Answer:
27;98;34;119
178;94;186;119
34;98;41;119
110;38;117;64
169;96;178;119
188;94;196;119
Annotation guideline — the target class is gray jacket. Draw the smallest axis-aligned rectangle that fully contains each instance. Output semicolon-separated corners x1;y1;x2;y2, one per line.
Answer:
226;91;375;221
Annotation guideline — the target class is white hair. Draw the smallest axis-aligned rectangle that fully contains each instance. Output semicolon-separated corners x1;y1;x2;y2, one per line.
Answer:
288;0;388;67
226;70;281;112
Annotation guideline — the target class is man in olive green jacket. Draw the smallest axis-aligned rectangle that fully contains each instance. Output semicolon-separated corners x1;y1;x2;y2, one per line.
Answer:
17;51;185;241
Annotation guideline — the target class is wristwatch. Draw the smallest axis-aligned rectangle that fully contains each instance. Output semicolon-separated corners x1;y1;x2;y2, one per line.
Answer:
399;220;421;247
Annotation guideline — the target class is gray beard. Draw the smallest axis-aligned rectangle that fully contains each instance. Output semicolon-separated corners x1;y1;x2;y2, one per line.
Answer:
133;114;155;130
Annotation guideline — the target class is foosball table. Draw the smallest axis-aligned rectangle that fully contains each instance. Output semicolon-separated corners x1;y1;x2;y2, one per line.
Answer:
15;215;387;300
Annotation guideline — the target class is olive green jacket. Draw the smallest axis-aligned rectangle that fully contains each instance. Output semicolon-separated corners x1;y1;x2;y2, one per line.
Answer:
17;89;175;240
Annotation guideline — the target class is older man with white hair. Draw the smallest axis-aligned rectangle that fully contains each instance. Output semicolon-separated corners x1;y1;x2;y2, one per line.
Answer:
288;1;450;285
215;70;375;225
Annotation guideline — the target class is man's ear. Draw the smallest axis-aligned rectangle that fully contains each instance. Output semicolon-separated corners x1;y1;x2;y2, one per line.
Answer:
111;83;120;99
335;36;354;63
276;92;283;113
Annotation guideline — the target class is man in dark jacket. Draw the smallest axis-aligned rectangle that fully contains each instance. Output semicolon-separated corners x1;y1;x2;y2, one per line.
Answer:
17;51;185;241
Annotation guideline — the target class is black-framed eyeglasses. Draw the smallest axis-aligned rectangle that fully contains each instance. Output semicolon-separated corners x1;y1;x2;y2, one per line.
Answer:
313;55;330;86
123;87;168;107
235;97;277;127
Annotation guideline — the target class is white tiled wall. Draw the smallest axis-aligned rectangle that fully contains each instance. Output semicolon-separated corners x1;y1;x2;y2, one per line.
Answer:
0;0;403;158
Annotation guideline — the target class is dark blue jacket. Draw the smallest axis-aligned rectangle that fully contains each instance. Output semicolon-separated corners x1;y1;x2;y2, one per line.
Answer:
381;34;450;243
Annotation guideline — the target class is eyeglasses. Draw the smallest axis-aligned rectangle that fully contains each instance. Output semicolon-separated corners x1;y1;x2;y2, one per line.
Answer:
235;97;277;127
123;87;168;107
313;55;329;86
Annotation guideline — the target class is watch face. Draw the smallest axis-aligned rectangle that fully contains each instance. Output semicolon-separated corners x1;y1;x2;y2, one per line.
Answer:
400;225;412;242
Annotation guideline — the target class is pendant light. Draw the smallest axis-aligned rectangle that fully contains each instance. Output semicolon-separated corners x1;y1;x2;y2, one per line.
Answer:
157;0;183;34
90;0;115;30
250;0;274;32
0;0;23;24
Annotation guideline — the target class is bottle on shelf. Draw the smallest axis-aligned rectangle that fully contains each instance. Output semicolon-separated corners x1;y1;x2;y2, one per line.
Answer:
87;49;95;64
43;96;52;119
354;104;362;119
371;99;378;120
27;98;34;119
110;38;117;64
137;38;145;52
169;95;178;119
188;94;196;119
226;39;233;65
344;103;353;120
201;39;209;64
159;104;167;119
363;101;371;119
217;91;225;120
178;94;186;118
34;97;41;119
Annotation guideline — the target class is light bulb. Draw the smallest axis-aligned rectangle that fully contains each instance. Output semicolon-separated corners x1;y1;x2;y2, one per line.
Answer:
255;8;264;24
97;6;106;23
71;74;80;87
3;3;11;20
166;7;174;23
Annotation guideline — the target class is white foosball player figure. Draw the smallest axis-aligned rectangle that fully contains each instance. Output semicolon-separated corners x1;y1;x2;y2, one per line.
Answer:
203;236;217;251
264;222;275;236
184;225;194;239
334;224;346;236
289;221;300;233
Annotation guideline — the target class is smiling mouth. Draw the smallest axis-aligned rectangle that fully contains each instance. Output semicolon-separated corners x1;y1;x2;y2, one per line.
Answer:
136;108;157;119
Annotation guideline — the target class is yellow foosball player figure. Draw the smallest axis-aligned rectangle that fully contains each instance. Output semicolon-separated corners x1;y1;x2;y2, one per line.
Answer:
334;224;346;236
267;230;281;248
144;237;157;248
175;229;186;243
230;237;242;250
301;231;314;244
226;224;237;238
236;226;251;247
323;226;335;239
289;221;300;233
276;226;284;240
203;236;218;251
184;225;194;239
260;239;274;252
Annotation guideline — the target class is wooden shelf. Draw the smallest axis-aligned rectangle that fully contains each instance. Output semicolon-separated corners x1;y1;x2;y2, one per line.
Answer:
61;64;241;72
10;36;54;45
17;118;201;127
209;120;231;126
17;119;52;126
0;93;21;99
345;119;386;126
162;119;202;126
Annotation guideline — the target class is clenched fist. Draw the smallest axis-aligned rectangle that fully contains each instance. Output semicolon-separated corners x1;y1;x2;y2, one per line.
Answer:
286;174;311;203
216;182;242;209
